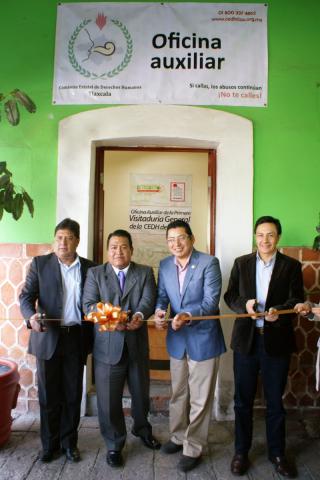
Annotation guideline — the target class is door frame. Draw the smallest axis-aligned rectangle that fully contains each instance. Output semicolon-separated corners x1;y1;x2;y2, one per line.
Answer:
93;146;217;263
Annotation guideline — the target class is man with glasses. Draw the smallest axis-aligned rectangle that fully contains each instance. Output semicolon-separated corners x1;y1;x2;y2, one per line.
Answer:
154;219;226;472
19;218;95;463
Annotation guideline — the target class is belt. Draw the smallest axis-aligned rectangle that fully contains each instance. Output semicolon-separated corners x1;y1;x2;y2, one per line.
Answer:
59;325;81;334
255;326;264;335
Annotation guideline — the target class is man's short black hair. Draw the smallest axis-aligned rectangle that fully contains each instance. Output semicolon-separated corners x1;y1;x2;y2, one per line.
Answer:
54;218;80;238
254;216;282;235
166;219;193;238
107;229;133;248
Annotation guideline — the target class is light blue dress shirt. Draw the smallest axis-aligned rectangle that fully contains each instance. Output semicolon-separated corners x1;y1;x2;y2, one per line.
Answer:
59;256;82;326
255;252;276;327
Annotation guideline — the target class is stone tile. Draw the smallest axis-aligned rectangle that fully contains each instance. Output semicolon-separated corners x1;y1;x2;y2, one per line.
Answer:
1;322;17;347
302;249;320;262
8;260;24;286
25;244;52;257
1;282;15;307
0;244;23;257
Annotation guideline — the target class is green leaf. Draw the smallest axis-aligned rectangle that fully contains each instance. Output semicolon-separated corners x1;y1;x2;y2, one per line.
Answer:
4;99;20;126
0;162;6;175
0;205;3;221
22;190;34;217
0;174;10;188
12;193;24;220
11;89;36;113
0;190;4;207
4;183;14;212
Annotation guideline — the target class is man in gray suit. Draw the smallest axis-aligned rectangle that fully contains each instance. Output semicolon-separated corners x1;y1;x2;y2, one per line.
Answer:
19;218;95;463
82;229;160;468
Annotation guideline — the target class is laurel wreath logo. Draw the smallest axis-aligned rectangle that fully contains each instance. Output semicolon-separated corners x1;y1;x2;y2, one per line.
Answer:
68;18;133;79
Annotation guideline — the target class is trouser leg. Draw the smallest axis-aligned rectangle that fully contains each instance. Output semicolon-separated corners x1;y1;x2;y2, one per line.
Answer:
36;355;62;451
59;346;83;448
169;356;190;445
260;349;290;457
127;356;151;436
183;356;219;457
94;354;127;451
233;349;260;455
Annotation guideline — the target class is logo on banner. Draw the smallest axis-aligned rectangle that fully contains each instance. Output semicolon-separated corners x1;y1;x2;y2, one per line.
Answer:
68;13;133;79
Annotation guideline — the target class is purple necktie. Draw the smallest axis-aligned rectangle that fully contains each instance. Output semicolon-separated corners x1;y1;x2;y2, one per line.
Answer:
118;270;125;293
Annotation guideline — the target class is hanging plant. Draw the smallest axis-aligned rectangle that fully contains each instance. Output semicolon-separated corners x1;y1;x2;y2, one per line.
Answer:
0;162;34;220
0;89;36;126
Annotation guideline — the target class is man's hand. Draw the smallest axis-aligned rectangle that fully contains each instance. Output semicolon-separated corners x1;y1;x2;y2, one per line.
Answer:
172;312;191;331
154;310;167;330
126;313;143;331
265;307;279;322
246;299;258;319
294;303;312;316
29;313;47;332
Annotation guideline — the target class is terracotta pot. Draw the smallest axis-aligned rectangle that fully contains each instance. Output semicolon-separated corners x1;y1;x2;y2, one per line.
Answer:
0;358;20;447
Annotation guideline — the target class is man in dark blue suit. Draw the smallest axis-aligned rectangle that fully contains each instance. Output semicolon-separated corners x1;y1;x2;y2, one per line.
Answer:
19;218;95;463
224;216;304;478
155;220;226;473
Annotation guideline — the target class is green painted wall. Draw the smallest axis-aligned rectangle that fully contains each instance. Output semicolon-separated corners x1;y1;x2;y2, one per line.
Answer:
0;0;319;246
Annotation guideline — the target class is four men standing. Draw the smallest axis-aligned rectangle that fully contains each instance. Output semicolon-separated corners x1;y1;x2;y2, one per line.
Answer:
19;215;307;477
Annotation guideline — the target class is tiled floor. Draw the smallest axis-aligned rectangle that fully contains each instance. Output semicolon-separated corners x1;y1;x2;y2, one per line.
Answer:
0;412;319;479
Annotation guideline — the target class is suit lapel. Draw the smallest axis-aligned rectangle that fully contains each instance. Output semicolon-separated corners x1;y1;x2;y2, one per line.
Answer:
181;250;199;300
122;263;136;299
246;253;257;298
266;251;284;301
105;263;121;296
167;257;181;303
50;254;63;295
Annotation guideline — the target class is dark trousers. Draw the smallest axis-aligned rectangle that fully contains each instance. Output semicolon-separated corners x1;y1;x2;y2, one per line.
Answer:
94;345;151;451
234;332;290;457
36;327;83;451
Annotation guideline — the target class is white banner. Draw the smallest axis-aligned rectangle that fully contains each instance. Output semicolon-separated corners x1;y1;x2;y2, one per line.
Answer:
53;3;268;107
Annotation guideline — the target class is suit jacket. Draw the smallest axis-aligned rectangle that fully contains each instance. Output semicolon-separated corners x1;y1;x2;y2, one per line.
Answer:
156;249;226;361
82;262;156;365
224;251;304;356
19;253;95;362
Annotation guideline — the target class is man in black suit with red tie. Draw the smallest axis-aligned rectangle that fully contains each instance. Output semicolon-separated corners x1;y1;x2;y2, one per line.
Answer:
224;216;304;478
19;218;95;463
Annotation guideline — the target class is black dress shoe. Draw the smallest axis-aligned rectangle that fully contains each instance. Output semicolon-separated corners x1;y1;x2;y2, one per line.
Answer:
131;429;161;450
161;440;183;454
230;454;250;475
40;450;54;463
177;454;201;472
62;447;81;462
269;456;296;478
106;450;123;468
40;446;60;463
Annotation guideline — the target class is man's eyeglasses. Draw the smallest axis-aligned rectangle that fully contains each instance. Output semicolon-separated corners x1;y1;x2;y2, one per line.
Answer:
167;234;190;245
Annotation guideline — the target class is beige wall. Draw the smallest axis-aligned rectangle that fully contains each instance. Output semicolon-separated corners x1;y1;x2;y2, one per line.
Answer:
103;150;209;266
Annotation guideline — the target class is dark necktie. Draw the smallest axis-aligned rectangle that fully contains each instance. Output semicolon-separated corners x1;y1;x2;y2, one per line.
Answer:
118;270;125;293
